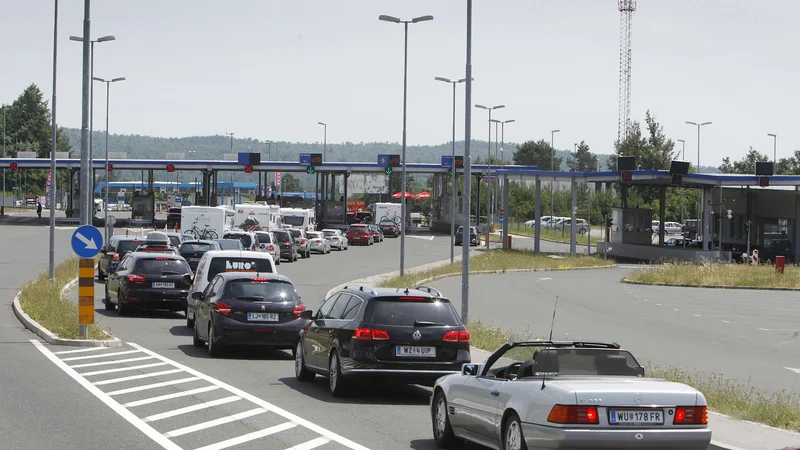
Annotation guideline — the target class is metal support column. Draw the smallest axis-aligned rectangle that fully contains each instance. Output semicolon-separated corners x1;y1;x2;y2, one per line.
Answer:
702;187;711;251
659;186;666;246
570;180;577;255
534;178;541;253
343;173;349;225
501;175;509;249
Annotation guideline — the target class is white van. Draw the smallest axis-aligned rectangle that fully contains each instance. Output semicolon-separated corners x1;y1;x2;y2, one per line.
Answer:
234;203;283;230
185;250;277;328
280;207;315;232
180;206;235;240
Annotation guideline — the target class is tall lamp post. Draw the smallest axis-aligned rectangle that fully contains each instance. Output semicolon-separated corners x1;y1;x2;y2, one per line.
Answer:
768;133;777;164
498;119;514;163
475;103;504;248
378;13;434;277
70;34;115;219
550;129;560;216
318;122;327;160
93;76;125;244
435;76;466;264
686;120;711;250
225;132;234;154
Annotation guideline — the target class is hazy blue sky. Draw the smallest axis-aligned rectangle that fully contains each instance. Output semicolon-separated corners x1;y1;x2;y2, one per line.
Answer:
1;0;798;167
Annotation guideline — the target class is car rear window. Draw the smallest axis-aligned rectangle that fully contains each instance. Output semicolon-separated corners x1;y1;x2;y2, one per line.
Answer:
349;225;367;231
283;216;305;226
168;236;181;247
223;280;299;302
323;230;337;237
288;229;301;237
207;257;273;281
224;233;252;248
363;297;461;326
180;242;215;253
274;231;292;242
255;233;272;243
134;258;190;274
216;240;242;250
117;240;141;254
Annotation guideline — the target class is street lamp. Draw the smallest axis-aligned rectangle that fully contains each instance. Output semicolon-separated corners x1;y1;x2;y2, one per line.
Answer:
318;122;327;160
475;104;504;248
379;13;434;277
685;121;711;171
93;76;125;244
768;133;777;164
225;132;234;154
550;129;560;216
686;120;711;250
436;76;467;264
70;34;115;218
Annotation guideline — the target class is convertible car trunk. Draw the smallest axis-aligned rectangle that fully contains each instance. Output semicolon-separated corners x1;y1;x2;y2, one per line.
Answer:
550;377;700;406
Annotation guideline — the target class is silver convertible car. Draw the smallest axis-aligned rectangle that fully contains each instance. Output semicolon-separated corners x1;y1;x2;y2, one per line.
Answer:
430;340;711;450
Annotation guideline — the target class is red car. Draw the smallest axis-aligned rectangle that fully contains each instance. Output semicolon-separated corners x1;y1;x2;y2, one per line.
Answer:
345;224;374;246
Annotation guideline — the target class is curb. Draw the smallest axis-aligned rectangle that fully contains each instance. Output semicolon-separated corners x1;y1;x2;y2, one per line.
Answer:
406;264;618;287
12;278;122;348
621;279;800;292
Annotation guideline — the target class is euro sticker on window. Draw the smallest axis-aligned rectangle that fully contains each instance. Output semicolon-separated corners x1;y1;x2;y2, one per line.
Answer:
225;260;258;272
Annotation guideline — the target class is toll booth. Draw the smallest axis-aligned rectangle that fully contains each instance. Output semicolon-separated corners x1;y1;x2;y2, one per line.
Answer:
131;193;155;221
610;207;653;245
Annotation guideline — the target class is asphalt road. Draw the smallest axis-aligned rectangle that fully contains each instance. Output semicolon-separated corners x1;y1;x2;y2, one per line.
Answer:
427;266;800;396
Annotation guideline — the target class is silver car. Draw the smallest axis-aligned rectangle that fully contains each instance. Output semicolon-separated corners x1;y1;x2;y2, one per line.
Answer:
255;231;281;265
431;340;711;450
322;228;348;250
306;231;331;254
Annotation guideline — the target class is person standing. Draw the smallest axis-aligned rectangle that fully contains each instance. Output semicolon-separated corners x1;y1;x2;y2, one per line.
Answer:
36;199;42;218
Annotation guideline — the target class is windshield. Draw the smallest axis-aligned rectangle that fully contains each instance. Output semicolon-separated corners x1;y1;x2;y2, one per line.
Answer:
363;297;461;326
485;346;643;378
379;221;395;227
168;236;181;247
116;240;141;254
283;216;305;226
134;258;190;275
223;280;299;303
216;240;242;250
180;242;215;253
349;225;367;231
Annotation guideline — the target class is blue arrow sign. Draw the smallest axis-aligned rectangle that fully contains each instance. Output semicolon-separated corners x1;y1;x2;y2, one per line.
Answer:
377;154;390;167
441;155;453;168
71;225;103;258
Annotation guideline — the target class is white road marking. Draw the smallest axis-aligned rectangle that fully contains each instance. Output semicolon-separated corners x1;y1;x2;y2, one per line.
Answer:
655;303;661;306
538;277;552;281
54;346;108;355
786;367;800;374
70;355;155;368
721;320;730;324
123;385;220;407
61;349;141;362
144;396;241;422
194;422;298;450
106;377;200;396
693;314;702;317
81;362;169;377
285;437;333;450
163;408;268;438
673;308;679;311
93;369;183;386
31;340;181;450
758;328;771;331
408;235;435;241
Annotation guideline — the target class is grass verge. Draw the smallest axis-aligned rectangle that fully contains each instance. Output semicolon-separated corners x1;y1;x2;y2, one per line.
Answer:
509;224;591;246
625;260;800;289
467;321;800;432
377;249;614;289
18;257;110;340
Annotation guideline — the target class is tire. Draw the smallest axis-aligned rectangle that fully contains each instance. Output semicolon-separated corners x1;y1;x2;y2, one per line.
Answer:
97;266;105;281
207;322;222;357
328;351;347;396
186;306;195;328
306;249;311;258
503;412;528;450
192;319;204;347
104;285;116;311
117;294;127;316
295;340;316;381
432;391;461;448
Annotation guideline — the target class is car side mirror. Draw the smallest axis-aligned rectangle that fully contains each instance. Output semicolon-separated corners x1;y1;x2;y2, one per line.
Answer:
461;363;482;376
299;310;313;320
191;291;203;300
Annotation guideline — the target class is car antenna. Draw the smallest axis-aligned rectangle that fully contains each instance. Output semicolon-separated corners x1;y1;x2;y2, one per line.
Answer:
541;295;559;390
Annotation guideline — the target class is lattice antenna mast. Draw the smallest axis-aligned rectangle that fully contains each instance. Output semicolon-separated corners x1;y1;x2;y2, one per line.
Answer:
617;0;636;142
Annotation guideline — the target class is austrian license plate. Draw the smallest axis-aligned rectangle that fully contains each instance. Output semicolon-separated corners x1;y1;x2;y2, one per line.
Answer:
247;312;279;322
396;346;436;357
152;282;175;289
609;409;664;425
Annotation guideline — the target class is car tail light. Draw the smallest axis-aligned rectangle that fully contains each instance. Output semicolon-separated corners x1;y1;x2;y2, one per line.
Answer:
292;303;306;319
268;245;274;251
301;238;306;244
353;327;390;341
127;273;146;283
673;407;707;425
251;277;269;282
443;330;470;344
150;247;169;251
155;257;170;261
399;296;426;301
215;301;232;317
283;242;291;246
547;405;599;424
112;253;120;262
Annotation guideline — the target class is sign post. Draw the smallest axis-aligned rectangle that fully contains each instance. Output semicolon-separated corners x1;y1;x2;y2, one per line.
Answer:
71;225;102;338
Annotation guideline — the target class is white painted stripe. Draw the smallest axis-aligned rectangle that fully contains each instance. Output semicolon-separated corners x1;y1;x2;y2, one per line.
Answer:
758;328;771;331
123;385;220;407
693;314;702;317
93;369;183;386
61;349;141;361
144;396;241;422
673;308;679;311
164;408;268;438
128;342;369;449
538;277;552;281
54;346;109;355
106;377;200;396
721;320;730;324
786;367;800;374
30;340;181;450
80;362;169;376
709;440;750;450
70;356;155;368
194;422;297;450
285;437;332;450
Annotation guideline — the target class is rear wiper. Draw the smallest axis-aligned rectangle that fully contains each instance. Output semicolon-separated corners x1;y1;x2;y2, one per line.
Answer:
235;296;265;301
161;271;181;275
414;320;446;327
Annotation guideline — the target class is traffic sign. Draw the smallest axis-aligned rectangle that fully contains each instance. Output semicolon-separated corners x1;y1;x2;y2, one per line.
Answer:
9;163;18;171
107;163;114;172
499;216;504;224
499;208;504;217
245;165;253;173
441;155;453;168
166;164;175;173
71;225;102;258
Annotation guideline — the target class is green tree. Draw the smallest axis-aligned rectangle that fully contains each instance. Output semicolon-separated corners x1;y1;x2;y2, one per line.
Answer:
513;139;561;170
567;141;598;172
281;173;303;192
730;147;769;174
776;150;800;175
609;111;675;171
718;157;734;174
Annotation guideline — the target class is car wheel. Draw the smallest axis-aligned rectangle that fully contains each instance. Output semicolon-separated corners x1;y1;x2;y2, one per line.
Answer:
207;322;222;357
97;267;105;281
503;412;528;450
329;351;347;396
117;294;127;316
306;249;311;258
432;391;461;448
186;306;195;328
103;285;116;311
192;319;204;347
295;341;316;381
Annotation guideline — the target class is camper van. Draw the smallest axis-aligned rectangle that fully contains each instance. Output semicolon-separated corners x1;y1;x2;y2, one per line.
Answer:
234;203;283;230
280;207;316;232
180;206;235;240
371;202;409;231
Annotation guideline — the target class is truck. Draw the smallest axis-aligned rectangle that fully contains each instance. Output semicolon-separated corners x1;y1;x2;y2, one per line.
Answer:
234;203;284;231
371;202;409;231
180;205;235;240
280;207;316;232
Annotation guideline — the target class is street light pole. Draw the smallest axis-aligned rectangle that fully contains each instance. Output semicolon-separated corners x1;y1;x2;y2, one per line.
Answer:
318;122;327;160
550;129;560;216
379;13;434;278
225;132;234;154
475;104;505;248
49;0;59;280
435;76;466;264
462;0;473;323
686;120;711;249
768;133;777;164
93;76;125;244
677;138;685;223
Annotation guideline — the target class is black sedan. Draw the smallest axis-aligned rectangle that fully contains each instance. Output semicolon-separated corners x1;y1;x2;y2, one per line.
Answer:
104;253;194;316
273;230;299;263
179;240;221;272
378;221;400;238
455;225;479;246
192;272;307;357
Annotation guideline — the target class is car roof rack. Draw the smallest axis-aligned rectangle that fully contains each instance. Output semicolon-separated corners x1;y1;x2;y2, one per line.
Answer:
344;284;377;295
415;285;442;297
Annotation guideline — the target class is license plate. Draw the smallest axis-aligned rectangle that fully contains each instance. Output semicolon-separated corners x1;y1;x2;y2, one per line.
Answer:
247;312;279;322
396;346;436;357
609;409;664;425
152;282;175;289
189;258;200;262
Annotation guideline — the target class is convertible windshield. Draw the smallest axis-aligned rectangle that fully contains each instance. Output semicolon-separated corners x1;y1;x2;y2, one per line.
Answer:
486;346;643;379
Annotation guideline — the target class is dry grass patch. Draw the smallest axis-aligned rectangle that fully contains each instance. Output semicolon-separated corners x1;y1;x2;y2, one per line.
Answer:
509;224;591;246
626;261;800;288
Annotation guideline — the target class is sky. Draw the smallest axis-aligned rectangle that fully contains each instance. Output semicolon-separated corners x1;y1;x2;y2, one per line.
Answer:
1;0;799;168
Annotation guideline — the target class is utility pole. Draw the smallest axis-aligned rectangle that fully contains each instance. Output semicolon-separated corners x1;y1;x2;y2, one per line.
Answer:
462;0;473;323
78;0;91;226
49;0;59;279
